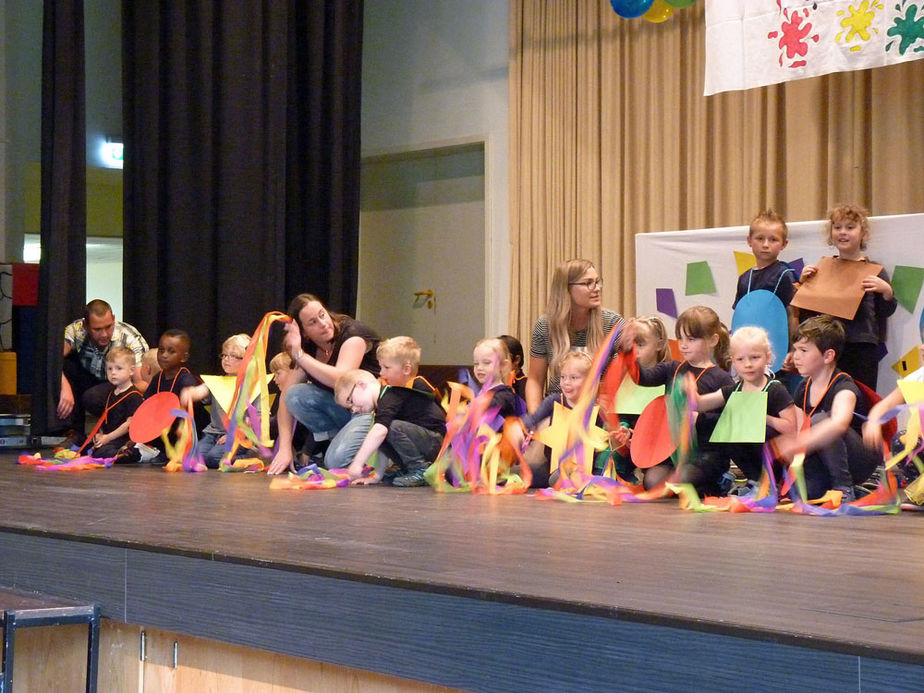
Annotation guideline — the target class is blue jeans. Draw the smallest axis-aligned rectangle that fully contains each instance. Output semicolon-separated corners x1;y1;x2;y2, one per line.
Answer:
198;431;256;469
284;383;371;469
381;420;444;473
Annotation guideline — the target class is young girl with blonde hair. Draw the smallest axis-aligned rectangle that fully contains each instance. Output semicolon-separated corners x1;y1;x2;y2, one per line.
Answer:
624;306;735;493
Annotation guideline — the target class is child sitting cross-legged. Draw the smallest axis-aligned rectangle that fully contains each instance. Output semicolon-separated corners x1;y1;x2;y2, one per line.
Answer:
773;316;881;502
334;336;447;486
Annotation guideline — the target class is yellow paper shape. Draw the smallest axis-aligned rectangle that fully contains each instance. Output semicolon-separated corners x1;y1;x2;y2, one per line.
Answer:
201;374;271;414
897;378;924;405
614;378;665;415
892;345;922;378
533;402;608;475
734;251;757;277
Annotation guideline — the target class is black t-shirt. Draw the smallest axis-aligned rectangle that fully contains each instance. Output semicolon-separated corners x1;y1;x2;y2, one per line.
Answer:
793;370;866;434
375;376;446;434
308;317;382;393
486;384;520;419
100;385;144;437
638;360;734;442
733;261;796;309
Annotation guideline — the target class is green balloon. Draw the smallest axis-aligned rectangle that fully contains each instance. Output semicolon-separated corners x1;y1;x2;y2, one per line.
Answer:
665;0;696;7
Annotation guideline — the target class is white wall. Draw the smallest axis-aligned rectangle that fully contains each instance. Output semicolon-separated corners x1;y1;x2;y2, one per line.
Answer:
636;214;924;395
361;0;510;335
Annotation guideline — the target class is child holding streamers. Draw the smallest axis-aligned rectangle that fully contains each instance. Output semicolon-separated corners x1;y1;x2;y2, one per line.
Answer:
609;315;671;481
623;306;735;494
144;329;205;464
473;337;520;421
690;326;797;496
180;334;254;469
512;349;599;488
774;316;881;501
798;204;896;390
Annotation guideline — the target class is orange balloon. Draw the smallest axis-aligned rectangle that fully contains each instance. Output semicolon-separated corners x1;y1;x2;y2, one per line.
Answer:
643;0;674;23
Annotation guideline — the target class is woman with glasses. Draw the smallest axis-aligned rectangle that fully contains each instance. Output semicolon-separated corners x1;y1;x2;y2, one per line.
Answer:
266;293;381;475
525;259;622;412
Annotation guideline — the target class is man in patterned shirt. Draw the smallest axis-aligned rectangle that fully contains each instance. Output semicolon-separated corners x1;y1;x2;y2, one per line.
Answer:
58;299;149;433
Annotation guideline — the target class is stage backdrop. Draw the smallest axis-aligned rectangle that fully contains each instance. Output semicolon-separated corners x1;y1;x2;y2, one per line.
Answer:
635;213;924;394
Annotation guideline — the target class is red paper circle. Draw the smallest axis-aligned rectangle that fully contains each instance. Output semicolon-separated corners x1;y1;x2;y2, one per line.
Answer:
129;392;180;443
629;395;677;469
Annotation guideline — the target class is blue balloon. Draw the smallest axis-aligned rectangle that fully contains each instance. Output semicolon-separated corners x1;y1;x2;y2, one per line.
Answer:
731;290;789;373
610;0;655;19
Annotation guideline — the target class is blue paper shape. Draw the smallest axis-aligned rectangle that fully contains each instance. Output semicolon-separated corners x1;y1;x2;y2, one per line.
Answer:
731;289;789;372
788;258;804;280
656;288;677;318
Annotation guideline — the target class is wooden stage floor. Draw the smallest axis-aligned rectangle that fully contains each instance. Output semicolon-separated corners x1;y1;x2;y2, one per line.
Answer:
0;458;921;690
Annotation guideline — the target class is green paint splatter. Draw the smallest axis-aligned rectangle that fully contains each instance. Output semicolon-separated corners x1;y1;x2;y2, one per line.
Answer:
886;3;924;54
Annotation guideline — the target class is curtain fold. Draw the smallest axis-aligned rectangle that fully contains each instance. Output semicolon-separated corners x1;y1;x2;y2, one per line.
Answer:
122;0;363;374
509;1;924;348
33;0;87;435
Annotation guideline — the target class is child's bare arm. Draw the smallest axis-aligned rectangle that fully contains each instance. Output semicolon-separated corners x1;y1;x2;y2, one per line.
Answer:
776;390;855;460
95;418;132;447
179;383;209;407
863;387;905;448
767;403;797;436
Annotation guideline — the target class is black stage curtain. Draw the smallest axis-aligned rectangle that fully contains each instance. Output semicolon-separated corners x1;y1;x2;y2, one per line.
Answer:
122;0;364;375
33;0;87;435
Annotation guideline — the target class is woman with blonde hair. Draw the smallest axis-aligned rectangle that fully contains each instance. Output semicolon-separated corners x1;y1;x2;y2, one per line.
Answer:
525;259;622;412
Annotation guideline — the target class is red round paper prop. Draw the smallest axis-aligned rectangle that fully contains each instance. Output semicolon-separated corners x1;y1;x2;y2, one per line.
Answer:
629;395;677;469
129;392;180;443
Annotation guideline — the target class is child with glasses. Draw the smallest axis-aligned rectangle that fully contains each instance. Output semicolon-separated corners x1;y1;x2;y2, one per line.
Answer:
180;333;253;468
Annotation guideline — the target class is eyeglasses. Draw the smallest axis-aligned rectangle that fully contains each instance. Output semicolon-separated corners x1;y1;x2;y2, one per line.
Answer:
345;384;358;407
569;278;603;289
220;353;243;360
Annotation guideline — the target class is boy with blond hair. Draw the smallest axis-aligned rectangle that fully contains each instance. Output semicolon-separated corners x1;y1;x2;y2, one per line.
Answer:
91;346;144;462
334;336;445;486
733;209;796;309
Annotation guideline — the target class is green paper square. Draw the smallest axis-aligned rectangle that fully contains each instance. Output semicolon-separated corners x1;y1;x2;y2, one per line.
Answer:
891;265;924;314
685;260;716;295
710;391;768;443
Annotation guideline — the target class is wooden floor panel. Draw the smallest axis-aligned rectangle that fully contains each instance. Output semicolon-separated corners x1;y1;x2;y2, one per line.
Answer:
1;460;922;663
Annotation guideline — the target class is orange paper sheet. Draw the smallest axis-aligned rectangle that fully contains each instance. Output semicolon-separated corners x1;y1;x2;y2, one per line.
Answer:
790;256;882;320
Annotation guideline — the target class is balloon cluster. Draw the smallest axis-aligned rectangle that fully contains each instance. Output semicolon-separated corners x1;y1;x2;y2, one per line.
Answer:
609;0;695;23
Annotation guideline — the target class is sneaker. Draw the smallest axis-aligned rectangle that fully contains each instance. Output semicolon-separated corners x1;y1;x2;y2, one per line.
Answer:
730;480;760;499
836;486;856;503
392;470;427;487
717;471;736;496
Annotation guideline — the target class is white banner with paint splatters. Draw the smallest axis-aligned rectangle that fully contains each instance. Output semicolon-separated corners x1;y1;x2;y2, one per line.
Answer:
704;0;924;95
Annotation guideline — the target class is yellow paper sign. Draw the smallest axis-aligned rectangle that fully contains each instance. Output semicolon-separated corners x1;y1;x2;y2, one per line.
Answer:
201;374;272;414
897;378;924;405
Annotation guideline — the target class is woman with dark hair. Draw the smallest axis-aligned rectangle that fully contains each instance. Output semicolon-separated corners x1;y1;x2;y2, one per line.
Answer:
267;294;381;474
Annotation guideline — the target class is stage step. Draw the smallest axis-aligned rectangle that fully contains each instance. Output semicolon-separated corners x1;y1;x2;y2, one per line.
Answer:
0;587;100;693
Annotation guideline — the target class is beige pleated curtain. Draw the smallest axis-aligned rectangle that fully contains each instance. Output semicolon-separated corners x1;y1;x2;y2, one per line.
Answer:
509;0;924;346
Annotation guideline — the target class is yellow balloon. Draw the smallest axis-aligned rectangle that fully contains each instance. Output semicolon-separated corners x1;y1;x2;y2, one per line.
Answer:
643;0;674;23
